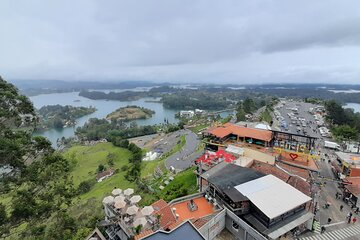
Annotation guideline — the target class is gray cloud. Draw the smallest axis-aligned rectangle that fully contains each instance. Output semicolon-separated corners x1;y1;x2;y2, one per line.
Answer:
1;0;360;83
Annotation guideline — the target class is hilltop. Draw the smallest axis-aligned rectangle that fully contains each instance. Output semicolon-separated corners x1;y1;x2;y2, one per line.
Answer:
106;105;155;121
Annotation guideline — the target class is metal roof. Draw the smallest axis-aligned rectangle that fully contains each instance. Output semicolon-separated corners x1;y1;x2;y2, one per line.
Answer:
235;175;311;219
143;221;205;240
202;162;265;202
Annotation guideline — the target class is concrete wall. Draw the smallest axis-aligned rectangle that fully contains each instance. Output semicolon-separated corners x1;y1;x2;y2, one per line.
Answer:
244;148;275;165
225;209;267;240
199;209;226;240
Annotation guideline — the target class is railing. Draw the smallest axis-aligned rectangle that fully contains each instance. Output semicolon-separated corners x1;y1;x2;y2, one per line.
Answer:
168;192;204;205
226;208;267;240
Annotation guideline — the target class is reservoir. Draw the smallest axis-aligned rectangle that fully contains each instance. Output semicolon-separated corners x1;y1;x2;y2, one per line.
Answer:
30;91;232;146
344;103;360;113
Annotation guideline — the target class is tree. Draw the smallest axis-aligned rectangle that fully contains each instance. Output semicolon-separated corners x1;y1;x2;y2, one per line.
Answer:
332;125;359;141
243;98;256;114
98;164;106;173
0;203;6;226
107;153;116;166
0;77;76;239
325;100;347;125
236;103;246;122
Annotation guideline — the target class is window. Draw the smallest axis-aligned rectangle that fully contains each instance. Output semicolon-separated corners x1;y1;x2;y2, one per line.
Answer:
232;220;239;231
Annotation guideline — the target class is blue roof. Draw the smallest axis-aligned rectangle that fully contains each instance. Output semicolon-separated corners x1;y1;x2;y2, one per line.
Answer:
143;221;204;240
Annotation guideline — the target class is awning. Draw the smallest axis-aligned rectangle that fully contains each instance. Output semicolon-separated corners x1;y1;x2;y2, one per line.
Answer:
267;212;313;239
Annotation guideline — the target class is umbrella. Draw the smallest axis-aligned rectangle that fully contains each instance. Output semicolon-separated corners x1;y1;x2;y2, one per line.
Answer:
114;195;125;203
114;200;126;209
102;196;115;205
112;188;122;196
141;206;154;216
124;188;134;196
130;195;142;204
126;205;139;215
133;217;147;227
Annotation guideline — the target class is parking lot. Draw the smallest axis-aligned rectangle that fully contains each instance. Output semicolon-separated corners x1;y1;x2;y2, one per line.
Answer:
274;100;325;140
274;100;360;238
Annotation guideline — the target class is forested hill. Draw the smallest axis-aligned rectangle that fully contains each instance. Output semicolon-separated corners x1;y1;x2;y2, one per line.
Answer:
37;104;96;129
0;77;84;239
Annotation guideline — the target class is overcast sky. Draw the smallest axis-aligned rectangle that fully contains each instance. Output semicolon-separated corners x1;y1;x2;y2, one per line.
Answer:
1;0;360;84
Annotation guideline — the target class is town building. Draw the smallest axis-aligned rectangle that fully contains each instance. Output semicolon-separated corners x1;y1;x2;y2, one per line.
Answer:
335;151;360;177
180;110;195;118
343;177;360;208
199;162;313;239
97;169;115;182
139;221;205;240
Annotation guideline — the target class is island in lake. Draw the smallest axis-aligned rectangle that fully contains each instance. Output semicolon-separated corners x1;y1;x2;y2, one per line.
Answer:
37;104;97;129
106;105;155;121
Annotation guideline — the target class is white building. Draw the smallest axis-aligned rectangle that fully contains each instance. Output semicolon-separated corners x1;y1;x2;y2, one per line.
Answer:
180;110;195;118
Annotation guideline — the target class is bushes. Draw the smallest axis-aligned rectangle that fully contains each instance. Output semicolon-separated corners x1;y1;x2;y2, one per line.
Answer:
77;179;96;194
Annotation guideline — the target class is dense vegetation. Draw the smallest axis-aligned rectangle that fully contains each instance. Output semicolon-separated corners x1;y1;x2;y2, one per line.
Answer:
37;104;96;129
106;105;155;121
79;90;152;101
325;100;360;141
161;92;231;110
76;118;157;140
0;77;83;239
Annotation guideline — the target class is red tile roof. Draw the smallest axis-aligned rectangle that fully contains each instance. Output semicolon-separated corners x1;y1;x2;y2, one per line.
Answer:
287;176;311;196
152;199;168;211
191;217;210;229
208;123;273;142
208;127;233;139
250;161;311;196
151;199;177;230
134;230;154;240
250;161;290;182
344;177;360;186
277;162;311;180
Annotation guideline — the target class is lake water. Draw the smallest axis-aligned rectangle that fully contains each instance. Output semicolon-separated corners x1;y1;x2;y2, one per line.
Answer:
30;92;179;146
344;103;360;113
30;91;232;147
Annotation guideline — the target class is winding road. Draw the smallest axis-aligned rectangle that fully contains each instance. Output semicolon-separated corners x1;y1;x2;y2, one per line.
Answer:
165;129;202;171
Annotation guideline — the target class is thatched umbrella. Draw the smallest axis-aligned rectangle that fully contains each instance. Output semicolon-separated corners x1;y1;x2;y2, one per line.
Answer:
141;206;154;216
126;205;139;215
124;188;134;196
114;200;127;209
130;195;142;204
114;195;125;203
112;188;122;196
102;196;115;205
133;217;147;227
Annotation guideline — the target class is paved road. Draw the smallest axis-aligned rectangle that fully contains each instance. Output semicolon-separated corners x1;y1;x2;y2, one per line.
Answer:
165;129;201;171
276;101;321;139
277;100;360;239
299;224;360;240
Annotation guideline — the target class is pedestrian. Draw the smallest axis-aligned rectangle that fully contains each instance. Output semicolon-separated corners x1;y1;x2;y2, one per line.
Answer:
348;216;352;224
327;218;332;224
340;205;344;211
336;192;339;199
353;217;357;224
321;226;326;234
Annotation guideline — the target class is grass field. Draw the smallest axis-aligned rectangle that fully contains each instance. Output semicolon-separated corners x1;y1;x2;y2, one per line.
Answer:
189;124;209;134
64;143;138;224
160;167;197;201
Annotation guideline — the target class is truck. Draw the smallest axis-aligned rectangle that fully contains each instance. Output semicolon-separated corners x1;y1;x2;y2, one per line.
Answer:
324;141;341;150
